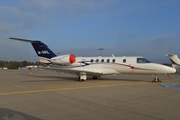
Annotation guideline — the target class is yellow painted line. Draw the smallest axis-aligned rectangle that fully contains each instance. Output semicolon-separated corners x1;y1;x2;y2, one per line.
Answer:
0;82;148;96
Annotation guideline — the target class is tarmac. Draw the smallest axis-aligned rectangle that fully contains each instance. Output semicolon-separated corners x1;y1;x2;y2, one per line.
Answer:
0;69;180;120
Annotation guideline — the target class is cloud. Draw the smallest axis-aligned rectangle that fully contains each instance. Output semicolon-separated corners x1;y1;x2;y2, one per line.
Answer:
18;0;119;13
0;0;179;64
0;0;120;62
0;0;120;37
0;7;44;40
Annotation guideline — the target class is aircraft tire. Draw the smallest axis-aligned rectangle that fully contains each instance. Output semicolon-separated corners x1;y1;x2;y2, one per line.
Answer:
79;79;84;82
154;78;160;83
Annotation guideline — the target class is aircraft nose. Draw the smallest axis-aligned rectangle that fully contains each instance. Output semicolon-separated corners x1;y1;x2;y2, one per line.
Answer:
164;66;176;73
171;67;176;73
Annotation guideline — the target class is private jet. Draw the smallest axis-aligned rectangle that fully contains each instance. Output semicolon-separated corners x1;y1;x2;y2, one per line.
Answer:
9;37;176;82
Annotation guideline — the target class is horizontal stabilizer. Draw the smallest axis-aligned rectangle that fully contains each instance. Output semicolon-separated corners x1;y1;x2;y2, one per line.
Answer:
9;37;41;43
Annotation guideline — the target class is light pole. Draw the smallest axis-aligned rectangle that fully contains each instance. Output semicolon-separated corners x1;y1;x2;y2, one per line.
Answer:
98;48;104;56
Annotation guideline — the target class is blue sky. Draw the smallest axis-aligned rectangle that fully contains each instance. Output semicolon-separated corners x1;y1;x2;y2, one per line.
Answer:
0;0;180;63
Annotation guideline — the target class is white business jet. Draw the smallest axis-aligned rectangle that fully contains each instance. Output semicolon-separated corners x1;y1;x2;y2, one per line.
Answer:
9;37;176;82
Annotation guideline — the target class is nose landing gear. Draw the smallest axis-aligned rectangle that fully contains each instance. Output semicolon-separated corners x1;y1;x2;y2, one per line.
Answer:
152;74;161;83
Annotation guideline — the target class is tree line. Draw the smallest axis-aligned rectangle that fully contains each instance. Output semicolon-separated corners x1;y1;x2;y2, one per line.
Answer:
0;60;40;69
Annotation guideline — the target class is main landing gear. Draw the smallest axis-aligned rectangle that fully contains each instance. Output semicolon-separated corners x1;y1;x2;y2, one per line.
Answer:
152;74;161;83
78;73;99;82
78;73;87;82
78;76;86;82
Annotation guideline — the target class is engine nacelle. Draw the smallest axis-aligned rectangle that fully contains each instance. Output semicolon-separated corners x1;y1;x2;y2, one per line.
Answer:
50;54;76;65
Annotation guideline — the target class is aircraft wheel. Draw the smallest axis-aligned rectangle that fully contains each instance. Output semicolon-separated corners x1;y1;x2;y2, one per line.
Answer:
154;78;161;83
154;78;158;83
79;79;84;82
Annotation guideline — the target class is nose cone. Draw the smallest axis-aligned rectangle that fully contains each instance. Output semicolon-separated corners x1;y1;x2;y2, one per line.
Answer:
163;66;176;73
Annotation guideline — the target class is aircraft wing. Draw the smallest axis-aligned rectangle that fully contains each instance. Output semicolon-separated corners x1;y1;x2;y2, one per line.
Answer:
41;66;119;76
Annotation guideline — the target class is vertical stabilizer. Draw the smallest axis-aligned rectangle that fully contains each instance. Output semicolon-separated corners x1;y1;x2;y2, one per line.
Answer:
166;54;180;68
9;37;57;64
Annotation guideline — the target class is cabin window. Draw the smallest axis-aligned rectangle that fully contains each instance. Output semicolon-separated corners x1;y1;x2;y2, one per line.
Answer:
137;58;151;63
90;59;94;63
123;59;126;63
96;59;99;63
112;59;116;63
107;59;110;63
101;59;104;63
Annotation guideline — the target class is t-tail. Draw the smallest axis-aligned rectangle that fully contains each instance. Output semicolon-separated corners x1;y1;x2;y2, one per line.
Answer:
166;54;180;68
9;37;57;64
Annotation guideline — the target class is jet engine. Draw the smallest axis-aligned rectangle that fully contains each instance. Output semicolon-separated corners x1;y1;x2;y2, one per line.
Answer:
50;54;76;65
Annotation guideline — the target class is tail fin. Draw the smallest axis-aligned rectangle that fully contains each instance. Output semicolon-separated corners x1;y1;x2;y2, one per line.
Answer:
9;37;57;64
166;54;180;68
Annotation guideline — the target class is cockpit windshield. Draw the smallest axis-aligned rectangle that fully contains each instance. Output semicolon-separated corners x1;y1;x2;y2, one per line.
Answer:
137;58;151;63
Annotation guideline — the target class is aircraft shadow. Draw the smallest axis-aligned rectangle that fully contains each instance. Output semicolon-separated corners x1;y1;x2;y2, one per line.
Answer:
20;74;147;82
20;74;79;82
0;108;41;120
96;77;147;82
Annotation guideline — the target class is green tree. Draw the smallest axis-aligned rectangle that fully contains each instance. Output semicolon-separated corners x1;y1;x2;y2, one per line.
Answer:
7;61;19;69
